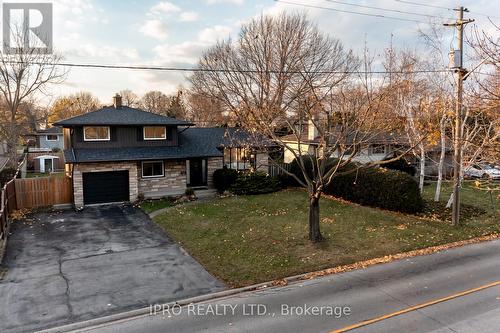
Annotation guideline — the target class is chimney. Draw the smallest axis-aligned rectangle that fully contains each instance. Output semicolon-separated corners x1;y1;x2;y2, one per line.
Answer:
113;93;122;109
308;118;319;141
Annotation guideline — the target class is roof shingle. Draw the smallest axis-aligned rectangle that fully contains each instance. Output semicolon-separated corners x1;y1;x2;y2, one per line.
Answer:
53;106;194;126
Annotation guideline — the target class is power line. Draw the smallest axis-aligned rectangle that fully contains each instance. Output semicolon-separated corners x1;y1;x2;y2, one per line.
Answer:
4;60;456;74
323;0;452;20
274;0;425;23
394;0;500;20
394;0;452;11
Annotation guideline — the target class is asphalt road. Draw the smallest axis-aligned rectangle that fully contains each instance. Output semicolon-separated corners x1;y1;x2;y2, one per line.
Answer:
44;239;500;333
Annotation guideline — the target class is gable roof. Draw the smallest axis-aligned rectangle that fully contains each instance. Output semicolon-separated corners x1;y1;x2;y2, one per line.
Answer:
36;127;63;135
53;106;194;126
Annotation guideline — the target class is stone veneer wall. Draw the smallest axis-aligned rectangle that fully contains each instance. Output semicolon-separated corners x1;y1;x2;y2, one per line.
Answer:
73;161;138;208
207;157;223;188
137;160;187;199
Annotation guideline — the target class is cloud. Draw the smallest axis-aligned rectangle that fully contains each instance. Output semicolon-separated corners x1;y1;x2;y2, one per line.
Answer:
198;25;233;42
151;1;181;14
140;19;169;40
180;11;200;22
205;0;244;5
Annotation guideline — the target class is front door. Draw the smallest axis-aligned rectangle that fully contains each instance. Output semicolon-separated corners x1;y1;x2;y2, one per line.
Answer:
189;159;206;187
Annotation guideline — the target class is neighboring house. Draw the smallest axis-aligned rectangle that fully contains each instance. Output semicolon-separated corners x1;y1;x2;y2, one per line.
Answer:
281;120;453;177
282;120;403;164
54;94;269;207
26;127;65;173
30;127;65;152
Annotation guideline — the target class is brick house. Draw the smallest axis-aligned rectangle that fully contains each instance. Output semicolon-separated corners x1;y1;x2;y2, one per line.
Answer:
54;94;269;207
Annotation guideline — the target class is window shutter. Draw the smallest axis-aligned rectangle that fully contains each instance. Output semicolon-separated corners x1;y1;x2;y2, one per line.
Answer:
137;127;143;141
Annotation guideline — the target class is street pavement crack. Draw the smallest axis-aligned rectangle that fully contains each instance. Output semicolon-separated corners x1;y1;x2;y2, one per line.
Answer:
55;246;74;318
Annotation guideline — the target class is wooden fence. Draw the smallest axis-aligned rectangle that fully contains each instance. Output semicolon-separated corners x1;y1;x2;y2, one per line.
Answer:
0;179;17;241
0;156;25;241
15;176;73;209
268;163;291;177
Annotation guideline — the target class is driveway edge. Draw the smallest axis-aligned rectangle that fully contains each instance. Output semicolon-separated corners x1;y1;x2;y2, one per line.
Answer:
36;233;499;333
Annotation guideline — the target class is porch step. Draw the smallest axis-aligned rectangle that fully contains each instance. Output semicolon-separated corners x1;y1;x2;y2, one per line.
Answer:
195;189;217;200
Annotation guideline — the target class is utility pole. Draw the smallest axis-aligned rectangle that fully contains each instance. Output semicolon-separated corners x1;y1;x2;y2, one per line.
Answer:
444;7;474;226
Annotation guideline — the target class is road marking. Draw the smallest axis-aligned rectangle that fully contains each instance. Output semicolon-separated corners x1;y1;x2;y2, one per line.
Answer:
331;280;500;333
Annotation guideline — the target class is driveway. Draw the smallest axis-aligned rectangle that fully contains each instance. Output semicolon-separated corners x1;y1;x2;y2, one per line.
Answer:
0;205;224;333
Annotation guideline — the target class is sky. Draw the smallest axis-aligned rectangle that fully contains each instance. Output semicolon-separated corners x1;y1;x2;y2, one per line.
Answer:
12;0;499;104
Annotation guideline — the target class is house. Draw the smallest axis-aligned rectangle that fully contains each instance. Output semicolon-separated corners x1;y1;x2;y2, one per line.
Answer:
281;119;453;177
30;127;65;152
26;127;65;173
54;94;269;207
281;119;403;164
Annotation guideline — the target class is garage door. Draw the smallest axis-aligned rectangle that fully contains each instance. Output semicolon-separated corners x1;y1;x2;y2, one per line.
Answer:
83;170;129;205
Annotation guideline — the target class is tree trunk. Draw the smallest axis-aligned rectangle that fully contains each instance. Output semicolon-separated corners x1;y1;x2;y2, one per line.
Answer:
419;146;425;193
434;121;447;202
309;194;322;242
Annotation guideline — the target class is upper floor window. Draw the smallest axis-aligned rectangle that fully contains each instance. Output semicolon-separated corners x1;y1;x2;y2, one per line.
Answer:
84;126;110;141
46;135;58;141
143;126;166;140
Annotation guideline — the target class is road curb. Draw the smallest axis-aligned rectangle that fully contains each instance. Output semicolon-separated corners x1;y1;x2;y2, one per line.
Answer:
37;234;499;333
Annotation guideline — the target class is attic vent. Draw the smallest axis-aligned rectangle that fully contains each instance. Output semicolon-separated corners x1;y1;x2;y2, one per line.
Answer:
113;93;122;109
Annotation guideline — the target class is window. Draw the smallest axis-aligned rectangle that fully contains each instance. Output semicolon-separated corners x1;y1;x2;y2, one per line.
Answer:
224;148;255;170
370;144;386;155
84;126;110;141
143;126;166;140
46;135;58;141
142;161;164;178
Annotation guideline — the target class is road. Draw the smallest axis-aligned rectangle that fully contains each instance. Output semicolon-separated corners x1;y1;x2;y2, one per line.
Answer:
42;239;500;333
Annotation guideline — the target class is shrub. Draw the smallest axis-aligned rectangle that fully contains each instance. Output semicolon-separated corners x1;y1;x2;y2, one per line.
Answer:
287;155;355;186
230;172;281;195
185;188;195;196
381;157;416;176
0;168;17;187
213;167;239;193
324;167;423;213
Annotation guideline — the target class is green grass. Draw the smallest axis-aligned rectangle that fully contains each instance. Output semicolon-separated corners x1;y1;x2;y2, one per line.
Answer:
139;198;173;213
154;184;499;287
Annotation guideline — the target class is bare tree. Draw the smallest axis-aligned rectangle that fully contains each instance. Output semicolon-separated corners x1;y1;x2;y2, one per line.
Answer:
119;89;139;107
0;26;66;166
190;13;412;242
48;91;100;123
140;91;170;115
185;90;229;126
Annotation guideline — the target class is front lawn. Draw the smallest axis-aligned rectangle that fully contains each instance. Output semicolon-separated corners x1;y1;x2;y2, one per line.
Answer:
154;184;499;287
138;198;173;213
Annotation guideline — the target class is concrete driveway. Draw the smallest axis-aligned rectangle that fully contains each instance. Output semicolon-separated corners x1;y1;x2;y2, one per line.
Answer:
0;205;224;333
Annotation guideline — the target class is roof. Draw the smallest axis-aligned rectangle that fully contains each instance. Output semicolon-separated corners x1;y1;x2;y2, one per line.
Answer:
53;106;194;126
281;130;408;146
64;127;270;163
36;127;62;135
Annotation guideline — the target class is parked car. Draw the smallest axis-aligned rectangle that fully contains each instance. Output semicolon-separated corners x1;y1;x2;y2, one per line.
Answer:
465;164;500;179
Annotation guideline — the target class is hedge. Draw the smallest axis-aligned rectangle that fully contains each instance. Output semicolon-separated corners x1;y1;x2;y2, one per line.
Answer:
324;167;423;213
213;167;239;193
287;156;423;213
381;157;417;176
230;172;281;195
